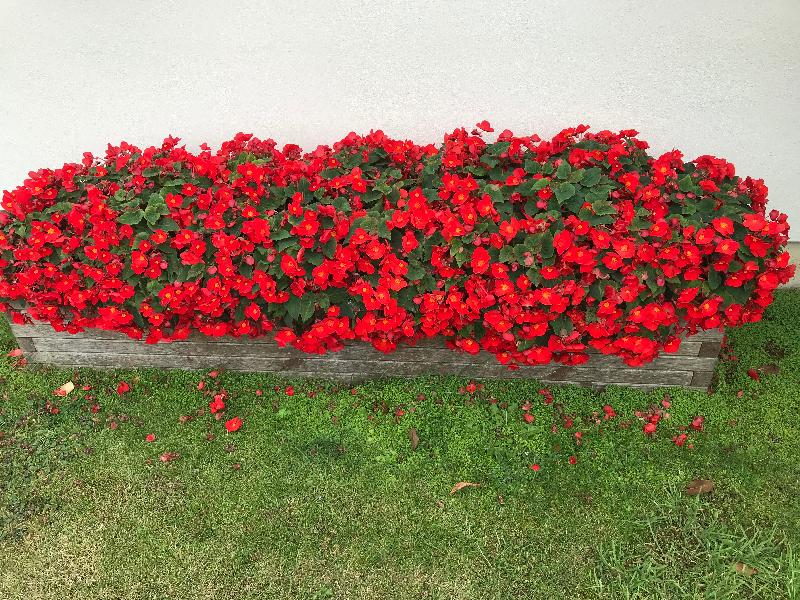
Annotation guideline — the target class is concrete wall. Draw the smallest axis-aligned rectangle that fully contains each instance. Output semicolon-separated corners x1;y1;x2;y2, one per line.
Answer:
0;1;798;240
786;242;800;287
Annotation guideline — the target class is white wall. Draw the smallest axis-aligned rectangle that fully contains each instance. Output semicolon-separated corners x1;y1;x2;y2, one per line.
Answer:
1;0;798;238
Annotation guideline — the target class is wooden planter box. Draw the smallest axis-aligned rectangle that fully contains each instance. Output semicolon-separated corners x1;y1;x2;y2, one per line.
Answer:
7;320;723;391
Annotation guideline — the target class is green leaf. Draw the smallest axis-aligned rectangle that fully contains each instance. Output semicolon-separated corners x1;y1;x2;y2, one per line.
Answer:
708;268;722;291
586;187;612;203
540;234;554;259
300;297;315;321
511;178;550;201
678;175;698;193
532;178;550;191
271;228;292;240
453;248;469;267
696;198;716;214
46;201;75;214
155;217;180;232
377;220;391;240
321;237;337;259
499;246;516;263
117;209;145;225
276;238;297;252
556;162;572;180
523;160;542;174
143;205;164;225
568;169;585;184
186;263;206;280
591;200;617;216
305;252;324;266
554;183;576;203
406;263;426;281
589;280;604;300
284;295;302;321
551;314;574;336
582;168;602;187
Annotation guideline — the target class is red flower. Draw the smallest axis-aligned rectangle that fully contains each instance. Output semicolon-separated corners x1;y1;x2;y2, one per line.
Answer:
470;246;491;274
116;381;130;395
274;329;297;347
743;213;766;232
530;463;541;472
498;219;520;241
619;172;640;192
712;217;734;236
553;230;573;255
699;179;720;193
225;416;242;433
131;251;149;275
241;218;271;244
285;386;295;396
209;395;225;413
145;433;156;442
280;253;306;277
244;303;262;321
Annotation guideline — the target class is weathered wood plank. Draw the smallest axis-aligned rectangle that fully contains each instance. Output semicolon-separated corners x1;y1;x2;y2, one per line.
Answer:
23;336;718;372
8;319;722;391
24;350;557;377
23;350;699;386
13;336;37;353
23;348;702;383
688;329;725;342
690;370;715;389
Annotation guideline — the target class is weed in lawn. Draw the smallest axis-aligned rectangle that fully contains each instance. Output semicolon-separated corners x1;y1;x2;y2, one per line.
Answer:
592;488;798;599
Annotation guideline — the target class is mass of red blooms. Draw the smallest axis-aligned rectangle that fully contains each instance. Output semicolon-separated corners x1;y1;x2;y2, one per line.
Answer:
0;123;794;367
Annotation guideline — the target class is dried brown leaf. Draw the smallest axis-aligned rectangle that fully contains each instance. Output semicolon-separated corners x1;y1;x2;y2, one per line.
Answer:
54;381;75;397
450;481;481;495
408;427;420;451
685;479;715;495
159;451;179;463
734;562;758;576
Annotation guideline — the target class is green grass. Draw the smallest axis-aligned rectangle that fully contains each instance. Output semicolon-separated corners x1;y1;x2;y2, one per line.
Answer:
1;292;799;599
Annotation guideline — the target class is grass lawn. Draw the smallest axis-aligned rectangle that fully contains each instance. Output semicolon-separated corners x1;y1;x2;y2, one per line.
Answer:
0;291;799;599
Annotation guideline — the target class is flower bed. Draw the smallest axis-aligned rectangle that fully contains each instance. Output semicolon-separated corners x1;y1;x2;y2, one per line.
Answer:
0;123;794;376
7;319;723;391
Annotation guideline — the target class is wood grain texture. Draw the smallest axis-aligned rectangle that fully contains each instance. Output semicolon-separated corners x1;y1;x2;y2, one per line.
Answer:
7;320;723;391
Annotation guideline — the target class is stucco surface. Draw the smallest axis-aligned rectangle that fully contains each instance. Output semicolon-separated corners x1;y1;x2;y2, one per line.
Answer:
0;0;797;237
